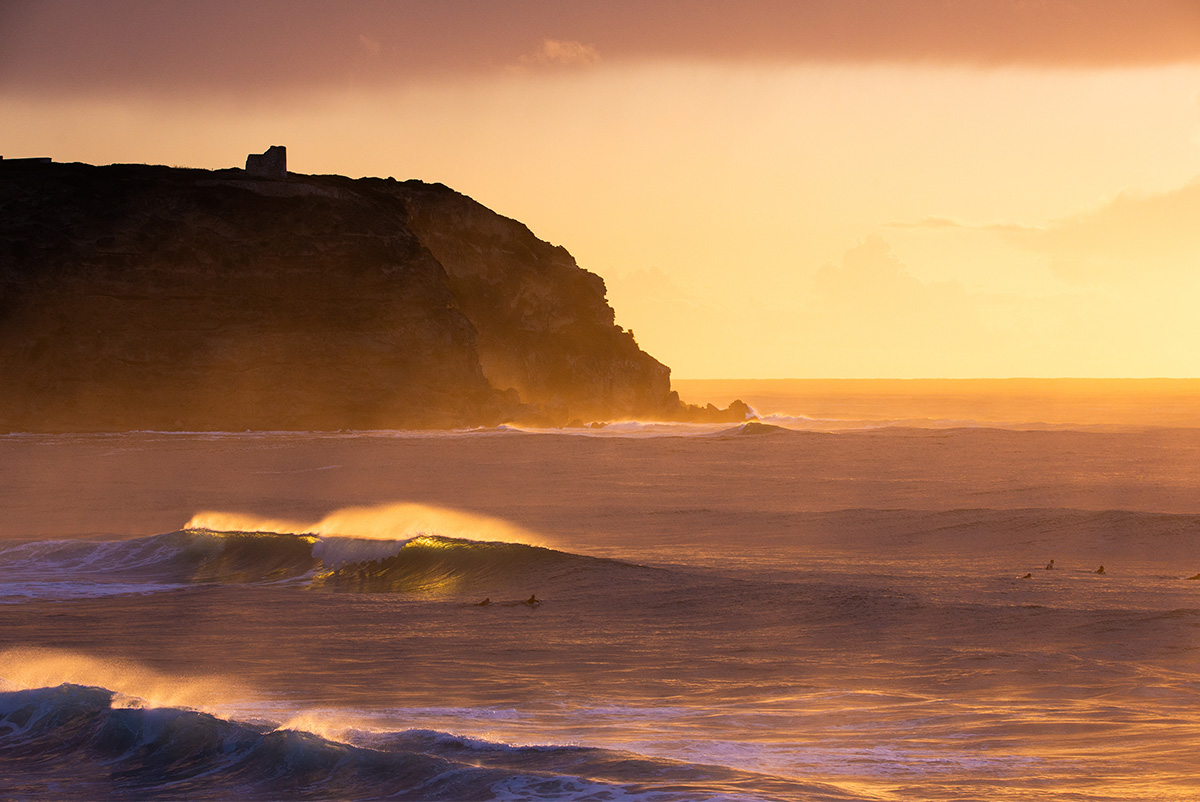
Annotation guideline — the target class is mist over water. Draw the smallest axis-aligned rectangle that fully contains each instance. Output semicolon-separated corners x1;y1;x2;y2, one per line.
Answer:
2;383;1200;800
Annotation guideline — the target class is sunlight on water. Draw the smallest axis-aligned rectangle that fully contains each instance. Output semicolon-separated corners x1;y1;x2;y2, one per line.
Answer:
185;502;545;547
7;423;1200;800
0;647;250;718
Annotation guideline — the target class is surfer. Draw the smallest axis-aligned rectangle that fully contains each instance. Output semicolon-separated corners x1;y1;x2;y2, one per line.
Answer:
1045;559;1055;570
476;598;490;606
1095;566;1105;575
1186;573;1200;581
1020;573;1033;579
525;594;540;606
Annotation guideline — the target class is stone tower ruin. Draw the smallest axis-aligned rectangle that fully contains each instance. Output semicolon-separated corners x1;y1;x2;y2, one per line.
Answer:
245;145;286;179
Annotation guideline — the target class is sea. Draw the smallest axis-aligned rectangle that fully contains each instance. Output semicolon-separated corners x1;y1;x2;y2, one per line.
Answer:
1;379;1198;801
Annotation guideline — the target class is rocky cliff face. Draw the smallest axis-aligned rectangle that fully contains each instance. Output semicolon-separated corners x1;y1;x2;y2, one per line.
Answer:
0;160;724;431
394;180;674;422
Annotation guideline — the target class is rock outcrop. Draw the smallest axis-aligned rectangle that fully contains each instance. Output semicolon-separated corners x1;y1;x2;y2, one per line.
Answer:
0;159;743;431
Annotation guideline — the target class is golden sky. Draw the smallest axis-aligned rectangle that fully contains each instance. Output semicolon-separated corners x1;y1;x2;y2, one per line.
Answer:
3;0;1199;378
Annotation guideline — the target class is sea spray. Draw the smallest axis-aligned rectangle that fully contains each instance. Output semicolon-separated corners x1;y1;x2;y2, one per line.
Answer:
0;680;822;801
186;502;546;548
0;648;250;720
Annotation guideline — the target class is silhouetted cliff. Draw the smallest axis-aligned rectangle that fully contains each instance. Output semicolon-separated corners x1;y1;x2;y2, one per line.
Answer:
0;160;742;431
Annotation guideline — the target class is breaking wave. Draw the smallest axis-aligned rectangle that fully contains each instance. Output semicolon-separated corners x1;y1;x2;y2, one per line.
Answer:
185;502;543;548
0;530;320;595
0;682;845;801
0;504;659;601
311;534;645;594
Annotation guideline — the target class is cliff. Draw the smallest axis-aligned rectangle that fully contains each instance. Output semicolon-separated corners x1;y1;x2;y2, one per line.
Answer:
0;160;741;431
397;180;677;422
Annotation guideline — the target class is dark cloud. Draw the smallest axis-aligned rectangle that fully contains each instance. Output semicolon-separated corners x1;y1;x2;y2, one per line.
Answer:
2;0;1198;99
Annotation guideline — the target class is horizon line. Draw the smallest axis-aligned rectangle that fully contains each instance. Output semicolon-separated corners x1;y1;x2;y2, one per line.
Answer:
672;376;1200;382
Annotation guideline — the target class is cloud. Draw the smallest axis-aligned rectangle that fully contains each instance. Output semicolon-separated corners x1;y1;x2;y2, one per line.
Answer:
884;217;1033;234
802;236;997;372
798;235;1175;376
813;235;969;311
886;177;1200;288
1;0;1198;99
1006;179;1200;285
511;39;600;71
884;217;968;230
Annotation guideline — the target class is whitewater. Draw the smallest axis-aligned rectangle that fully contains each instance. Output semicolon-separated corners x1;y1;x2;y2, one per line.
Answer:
2;386;1200;800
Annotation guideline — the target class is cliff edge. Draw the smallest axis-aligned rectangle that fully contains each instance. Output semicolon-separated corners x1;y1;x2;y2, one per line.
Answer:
0;160;743;431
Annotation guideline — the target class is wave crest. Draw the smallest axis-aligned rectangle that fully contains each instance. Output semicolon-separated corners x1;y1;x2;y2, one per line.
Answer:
0;680;805;801
0;506;654;599
185;502;543;547
0;683;489;800
0;648;248;717
313;534;605;594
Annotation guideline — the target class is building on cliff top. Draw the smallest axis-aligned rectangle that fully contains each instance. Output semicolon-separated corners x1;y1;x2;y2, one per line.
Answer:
245;146;286;178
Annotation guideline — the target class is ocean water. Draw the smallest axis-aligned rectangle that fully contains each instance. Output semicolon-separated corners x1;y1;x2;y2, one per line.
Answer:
2;381;1199;801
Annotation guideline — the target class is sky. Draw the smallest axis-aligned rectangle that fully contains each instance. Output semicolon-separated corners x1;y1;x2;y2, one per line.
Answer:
3;0;1200;378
